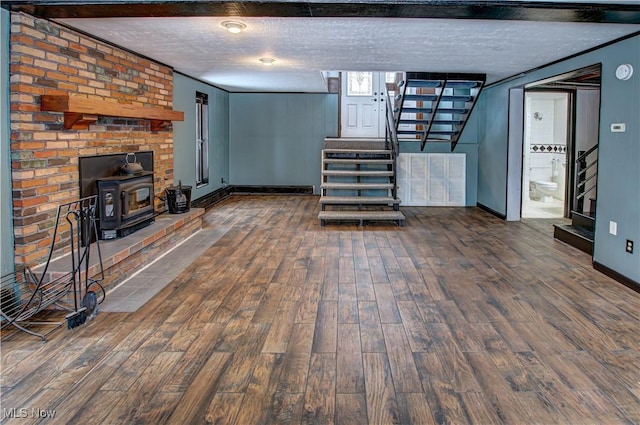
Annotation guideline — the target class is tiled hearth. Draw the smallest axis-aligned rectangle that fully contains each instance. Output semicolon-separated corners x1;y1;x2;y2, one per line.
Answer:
100;225;229;313
34;208;205;292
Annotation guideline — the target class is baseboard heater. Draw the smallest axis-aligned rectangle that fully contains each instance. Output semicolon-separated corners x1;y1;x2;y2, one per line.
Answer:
231;185;313;195
191;185;313;209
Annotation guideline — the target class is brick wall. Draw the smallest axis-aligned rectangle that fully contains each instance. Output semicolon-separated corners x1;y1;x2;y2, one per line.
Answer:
10;12;177;266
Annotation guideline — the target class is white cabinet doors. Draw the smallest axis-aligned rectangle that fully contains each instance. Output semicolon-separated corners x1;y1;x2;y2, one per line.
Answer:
397;153;466;206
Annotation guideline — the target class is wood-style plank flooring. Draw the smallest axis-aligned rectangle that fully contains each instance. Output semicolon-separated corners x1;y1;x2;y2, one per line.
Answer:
2;195;639;424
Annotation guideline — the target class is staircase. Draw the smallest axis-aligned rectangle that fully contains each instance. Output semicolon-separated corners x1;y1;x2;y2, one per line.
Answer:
318;138;404;226
389;72;485;151
317;72;485;226
554;145;598;254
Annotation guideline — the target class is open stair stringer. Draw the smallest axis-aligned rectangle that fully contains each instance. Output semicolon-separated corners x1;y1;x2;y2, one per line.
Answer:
389;72;486;152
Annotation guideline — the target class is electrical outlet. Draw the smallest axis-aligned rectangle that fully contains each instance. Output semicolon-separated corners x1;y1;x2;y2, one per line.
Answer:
626;240;634;254
609;221;617;236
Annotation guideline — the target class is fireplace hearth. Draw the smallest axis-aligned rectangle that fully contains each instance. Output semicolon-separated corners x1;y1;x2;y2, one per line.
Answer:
79;152;156;240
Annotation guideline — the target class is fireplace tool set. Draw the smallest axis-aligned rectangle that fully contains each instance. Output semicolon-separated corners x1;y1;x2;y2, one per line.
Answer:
0;196;105;341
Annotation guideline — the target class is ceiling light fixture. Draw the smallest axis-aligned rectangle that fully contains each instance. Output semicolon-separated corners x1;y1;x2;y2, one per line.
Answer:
221;21;246;34
259;57;275;67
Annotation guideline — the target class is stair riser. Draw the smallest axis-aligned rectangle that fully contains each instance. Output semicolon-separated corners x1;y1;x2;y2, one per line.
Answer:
571;212;595;231
554;226;593;255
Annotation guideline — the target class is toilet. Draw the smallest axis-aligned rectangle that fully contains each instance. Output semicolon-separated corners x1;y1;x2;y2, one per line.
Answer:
529;181;558;202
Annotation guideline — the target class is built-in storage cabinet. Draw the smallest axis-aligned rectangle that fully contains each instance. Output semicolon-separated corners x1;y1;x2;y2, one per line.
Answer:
396;153;466;206
40;95;184;131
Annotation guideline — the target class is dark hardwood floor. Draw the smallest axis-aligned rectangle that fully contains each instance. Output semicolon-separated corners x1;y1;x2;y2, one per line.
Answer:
1;195;639;424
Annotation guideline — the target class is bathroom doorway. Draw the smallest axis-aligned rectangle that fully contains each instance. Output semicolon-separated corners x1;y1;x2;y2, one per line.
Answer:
506;64;601;222
521;91;570;218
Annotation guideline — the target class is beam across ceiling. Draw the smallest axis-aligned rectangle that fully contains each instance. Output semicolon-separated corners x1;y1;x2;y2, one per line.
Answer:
3;1;640;24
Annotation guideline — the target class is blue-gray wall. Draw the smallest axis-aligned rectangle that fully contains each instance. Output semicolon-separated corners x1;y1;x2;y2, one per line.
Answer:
1;8;13;275
478;34;640;284
173;74;229;199
229;93;339;193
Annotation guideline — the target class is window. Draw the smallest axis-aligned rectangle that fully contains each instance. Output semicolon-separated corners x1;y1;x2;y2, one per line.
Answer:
347;72;373;96
195;92;209;187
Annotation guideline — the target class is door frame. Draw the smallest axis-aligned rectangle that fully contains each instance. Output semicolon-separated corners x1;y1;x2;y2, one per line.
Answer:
522;88;574;219
339;71;391;138
505;64;601;221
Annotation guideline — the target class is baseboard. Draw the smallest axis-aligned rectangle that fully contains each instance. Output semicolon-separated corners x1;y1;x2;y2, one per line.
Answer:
593;261;640;293
477;203;507;220
191;186;232;209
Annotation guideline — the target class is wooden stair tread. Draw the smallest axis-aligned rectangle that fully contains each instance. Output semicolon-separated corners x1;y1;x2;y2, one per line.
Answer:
323;149;392;154
319;196;400;204
323;158;393;164
321;182;394;189
318;210;405;220
322;170;394;177
324;137;386;142
323;138;388;151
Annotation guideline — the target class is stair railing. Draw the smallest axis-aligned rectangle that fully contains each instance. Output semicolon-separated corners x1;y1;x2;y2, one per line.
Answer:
385;79;402;201
575;144;598;214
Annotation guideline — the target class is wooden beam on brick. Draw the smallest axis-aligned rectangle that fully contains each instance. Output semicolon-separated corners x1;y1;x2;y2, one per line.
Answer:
149;119;170;132
64;112;98;130
40;94;184;130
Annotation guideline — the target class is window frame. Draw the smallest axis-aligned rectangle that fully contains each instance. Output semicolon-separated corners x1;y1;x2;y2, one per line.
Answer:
195;91;209;188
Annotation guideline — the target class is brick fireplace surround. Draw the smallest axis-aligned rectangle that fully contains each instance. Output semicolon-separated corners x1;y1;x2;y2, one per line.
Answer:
10;12;179;270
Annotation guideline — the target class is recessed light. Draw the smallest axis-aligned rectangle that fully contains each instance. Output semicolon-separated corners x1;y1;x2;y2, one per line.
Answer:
259;57;275;66
221;21;246;34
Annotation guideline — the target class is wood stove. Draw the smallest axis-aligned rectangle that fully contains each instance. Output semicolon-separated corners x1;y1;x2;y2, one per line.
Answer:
96;171;155;239
79;151;156;240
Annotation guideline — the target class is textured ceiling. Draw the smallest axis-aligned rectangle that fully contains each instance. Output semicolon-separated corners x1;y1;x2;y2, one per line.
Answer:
56;12;640;92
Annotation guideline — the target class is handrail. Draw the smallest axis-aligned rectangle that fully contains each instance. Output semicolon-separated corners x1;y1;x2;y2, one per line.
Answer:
574;144;598;214
385;81;401;201
577;184;597;200
576;144;598;163
577;171;597;187
577;158;597;175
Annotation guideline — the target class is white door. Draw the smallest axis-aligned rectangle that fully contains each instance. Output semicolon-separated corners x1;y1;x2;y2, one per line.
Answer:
340;72;392;138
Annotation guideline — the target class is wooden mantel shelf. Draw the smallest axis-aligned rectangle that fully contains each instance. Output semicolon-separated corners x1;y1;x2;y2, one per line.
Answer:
40;95;184;131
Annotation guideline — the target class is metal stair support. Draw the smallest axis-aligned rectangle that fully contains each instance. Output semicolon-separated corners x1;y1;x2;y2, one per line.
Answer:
387;72;486;151
319;140;404;226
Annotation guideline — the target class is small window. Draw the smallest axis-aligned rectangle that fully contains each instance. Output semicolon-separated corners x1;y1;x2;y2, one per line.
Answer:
195;92;209;187
347;72;373;96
